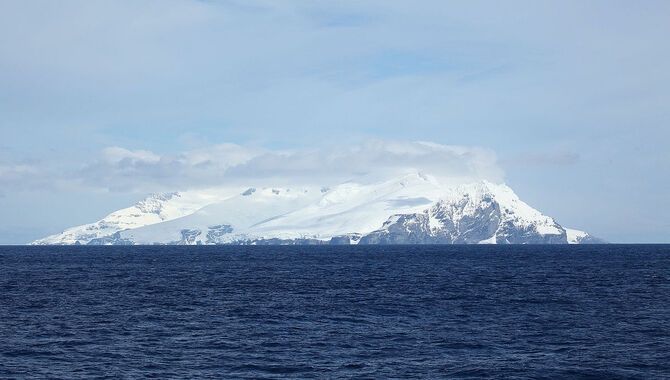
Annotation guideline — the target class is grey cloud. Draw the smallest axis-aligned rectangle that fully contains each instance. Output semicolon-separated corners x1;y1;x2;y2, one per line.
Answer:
78;140;502;192
0;141;503;193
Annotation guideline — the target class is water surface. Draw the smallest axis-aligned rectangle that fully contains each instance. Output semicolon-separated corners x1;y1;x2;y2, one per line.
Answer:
1;245;669;378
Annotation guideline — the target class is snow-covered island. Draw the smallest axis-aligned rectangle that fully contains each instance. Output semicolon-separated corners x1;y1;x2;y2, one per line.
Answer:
32;171;603;245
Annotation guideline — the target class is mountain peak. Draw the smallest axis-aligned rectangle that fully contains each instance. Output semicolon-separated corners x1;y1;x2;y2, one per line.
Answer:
31;175;602;245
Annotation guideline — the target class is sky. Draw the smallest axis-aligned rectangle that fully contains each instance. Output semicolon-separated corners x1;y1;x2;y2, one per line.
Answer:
1;0;669;243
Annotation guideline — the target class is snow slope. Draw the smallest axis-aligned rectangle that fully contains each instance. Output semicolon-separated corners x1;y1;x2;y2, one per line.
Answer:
565;228;606;244
32;171;601;245
31;189;239;245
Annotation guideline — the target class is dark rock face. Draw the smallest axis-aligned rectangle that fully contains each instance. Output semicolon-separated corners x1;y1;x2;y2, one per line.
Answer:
494;221;566;244
357;196;568;245
431;195;502;244
241;188;256;196
136;192;179;215
359;214;433;244
178;229;201;245
206;225;233;244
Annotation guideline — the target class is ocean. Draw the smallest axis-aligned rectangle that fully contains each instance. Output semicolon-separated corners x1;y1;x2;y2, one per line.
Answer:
1;245;669;379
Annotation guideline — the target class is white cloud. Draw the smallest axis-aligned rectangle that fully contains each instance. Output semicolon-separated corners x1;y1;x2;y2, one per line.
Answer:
100;147;161;164
0;140;503;193
0;163;44;196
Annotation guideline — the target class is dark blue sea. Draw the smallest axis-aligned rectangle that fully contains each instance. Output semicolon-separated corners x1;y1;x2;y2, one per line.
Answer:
1;245;669;379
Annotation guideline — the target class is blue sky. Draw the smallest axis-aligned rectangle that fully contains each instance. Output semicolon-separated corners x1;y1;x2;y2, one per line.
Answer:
1;0;669;243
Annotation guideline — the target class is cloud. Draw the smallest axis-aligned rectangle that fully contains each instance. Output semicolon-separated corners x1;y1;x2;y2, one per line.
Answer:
0;140;503;193
0;163;49;196
5;0;668;154
100;147;161;164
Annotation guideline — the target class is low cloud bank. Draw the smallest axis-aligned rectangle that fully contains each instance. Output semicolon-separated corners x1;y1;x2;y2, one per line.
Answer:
1;140;504;194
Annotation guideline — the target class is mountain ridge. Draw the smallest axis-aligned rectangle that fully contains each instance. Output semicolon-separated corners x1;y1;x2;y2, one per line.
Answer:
31;172;604;245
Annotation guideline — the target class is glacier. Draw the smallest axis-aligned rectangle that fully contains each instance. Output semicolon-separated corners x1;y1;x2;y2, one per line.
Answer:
31;171;603;245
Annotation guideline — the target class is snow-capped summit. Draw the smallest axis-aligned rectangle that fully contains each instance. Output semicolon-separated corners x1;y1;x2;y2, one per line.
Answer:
31;190;236;245
31;172;602;245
